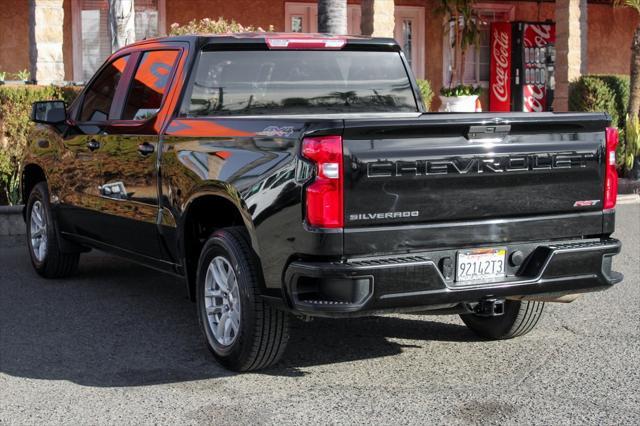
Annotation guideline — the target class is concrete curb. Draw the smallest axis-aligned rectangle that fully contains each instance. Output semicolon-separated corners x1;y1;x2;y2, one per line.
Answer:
0;205;25;236
0;205;23;214
617;194;640;205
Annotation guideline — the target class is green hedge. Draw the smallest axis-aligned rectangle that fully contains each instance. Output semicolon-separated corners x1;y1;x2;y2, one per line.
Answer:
592;75;630;128
0;84;82;205
568;74;634;173
416;79;434;111
569;76;619;128
569;74;630;129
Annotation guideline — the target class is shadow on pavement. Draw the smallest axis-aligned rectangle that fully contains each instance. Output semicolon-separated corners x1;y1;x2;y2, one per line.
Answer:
0;239;476;387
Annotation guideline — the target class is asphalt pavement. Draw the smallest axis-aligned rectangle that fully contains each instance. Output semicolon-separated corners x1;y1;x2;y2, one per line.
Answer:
1;204;639;425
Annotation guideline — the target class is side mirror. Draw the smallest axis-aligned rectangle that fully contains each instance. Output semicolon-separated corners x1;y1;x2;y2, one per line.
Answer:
31;101;67;125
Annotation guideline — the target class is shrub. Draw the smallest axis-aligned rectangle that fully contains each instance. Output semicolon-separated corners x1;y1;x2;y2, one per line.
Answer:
169;17;274;36
416;79;434;111
591;75;630;129
620;115;640;175
569;76;619;128
0;85;82;205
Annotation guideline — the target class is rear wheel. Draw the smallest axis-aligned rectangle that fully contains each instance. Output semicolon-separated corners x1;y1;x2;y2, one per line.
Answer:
26;182;80;278
460;300;545;339
196;227;290;371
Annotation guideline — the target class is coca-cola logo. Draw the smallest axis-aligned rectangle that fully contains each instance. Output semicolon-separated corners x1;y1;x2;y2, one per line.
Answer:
524;85;546;112
524;24;554;48
492;29;510;103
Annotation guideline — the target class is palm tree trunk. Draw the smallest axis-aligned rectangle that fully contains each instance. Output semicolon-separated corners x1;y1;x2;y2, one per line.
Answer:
318;0;347;35
109;0;136;52
460;50;466;86
629;24;640;118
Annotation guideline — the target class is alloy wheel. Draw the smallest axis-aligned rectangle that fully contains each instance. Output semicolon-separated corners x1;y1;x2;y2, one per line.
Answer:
204;256;241;346
30;200;48;262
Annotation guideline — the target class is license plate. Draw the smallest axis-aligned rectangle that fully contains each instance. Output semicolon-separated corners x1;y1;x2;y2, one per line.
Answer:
456;248;507;283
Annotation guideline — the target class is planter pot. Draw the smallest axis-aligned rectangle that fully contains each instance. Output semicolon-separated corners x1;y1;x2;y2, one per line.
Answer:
438;95;478;112
2;80;26;86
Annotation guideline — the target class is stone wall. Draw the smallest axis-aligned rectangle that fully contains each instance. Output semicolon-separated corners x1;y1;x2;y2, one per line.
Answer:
553;0;588;111
29;0;65;83
361;0;395;37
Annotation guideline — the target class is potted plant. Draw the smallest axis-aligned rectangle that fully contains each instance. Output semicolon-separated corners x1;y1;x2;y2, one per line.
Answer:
439;85;481;112
4;69;31;85
0;71;5;85
15;69;31;84
438;0;481;112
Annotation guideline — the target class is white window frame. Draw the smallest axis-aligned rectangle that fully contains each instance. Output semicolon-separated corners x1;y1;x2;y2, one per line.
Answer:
394;6;425;79
71;0;166;82
284;2;361;35
442;2;514;88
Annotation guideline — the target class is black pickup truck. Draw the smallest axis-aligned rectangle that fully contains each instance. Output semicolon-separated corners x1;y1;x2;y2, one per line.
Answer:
23;33;622;371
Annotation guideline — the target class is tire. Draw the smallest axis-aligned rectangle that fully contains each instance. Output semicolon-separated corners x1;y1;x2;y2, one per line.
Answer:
196;227;290;372
26;182;80;278
460;300;545;340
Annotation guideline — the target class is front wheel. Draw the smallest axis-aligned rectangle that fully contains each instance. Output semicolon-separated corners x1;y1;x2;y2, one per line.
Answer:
460;300;545;340
196;227;290;372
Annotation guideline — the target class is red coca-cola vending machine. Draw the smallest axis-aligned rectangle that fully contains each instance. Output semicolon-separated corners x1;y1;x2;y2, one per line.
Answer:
489;21;556;112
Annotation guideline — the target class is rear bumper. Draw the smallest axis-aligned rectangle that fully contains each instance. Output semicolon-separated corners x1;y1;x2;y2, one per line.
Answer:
283;238;623;317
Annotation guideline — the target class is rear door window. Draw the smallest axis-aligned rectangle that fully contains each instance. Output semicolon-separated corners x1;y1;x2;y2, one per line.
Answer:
182;50;417;116
121;50;180;120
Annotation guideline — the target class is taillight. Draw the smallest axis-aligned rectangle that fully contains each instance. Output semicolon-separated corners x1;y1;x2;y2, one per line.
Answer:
302;135;344;228
604;127;619;210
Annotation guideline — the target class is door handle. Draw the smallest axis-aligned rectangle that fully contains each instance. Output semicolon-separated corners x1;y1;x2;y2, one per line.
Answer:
87;139;100;151
138;142;155;156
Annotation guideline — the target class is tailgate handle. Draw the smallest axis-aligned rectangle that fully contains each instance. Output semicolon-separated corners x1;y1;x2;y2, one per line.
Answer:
467;125;511;141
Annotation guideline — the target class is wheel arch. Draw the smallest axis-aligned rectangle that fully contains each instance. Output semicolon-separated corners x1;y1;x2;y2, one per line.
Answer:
21;163;48;218
178;187;261;301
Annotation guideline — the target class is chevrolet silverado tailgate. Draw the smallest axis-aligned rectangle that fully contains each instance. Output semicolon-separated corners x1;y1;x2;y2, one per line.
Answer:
342;112;612;254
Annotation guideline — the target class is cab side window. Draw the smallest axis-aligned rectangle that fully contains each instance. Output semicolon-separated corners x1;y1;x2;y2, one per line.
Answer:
121;50;179;121
79;55;130;122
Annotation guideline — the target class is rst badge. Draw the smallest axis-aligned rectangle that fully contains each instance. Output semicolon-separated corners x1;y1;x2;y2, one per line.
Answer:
573;200;600;207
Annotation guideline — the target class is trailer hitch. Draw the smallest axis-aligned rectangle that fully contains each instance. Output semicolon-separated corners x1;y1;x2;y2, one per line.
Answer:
472;298;505;317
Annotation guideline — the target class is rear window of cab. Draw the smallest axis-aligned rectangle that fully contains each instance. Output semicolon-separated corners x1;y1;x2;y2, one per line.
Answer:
181;50;418;116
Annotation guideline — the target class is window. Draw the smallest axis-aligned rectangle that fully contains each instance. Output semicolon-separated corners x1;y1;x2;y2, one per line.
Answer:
121;50;179;120
284;2;362;35
443;4;514;86
183;50;417;116
402;20;413;68
73;0;165;81
79;55;129;122
291;16;303;32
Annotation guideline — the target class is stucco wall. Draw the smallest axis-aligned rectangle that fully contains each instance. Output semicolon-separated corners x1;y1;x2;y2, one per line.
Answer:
166;0;289;31
587;4;638;74
0;0;30;76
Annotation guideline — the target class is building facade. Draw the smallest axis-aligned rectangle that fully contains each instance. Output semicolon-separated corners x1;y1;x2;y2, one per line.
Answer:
0;0;637;110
